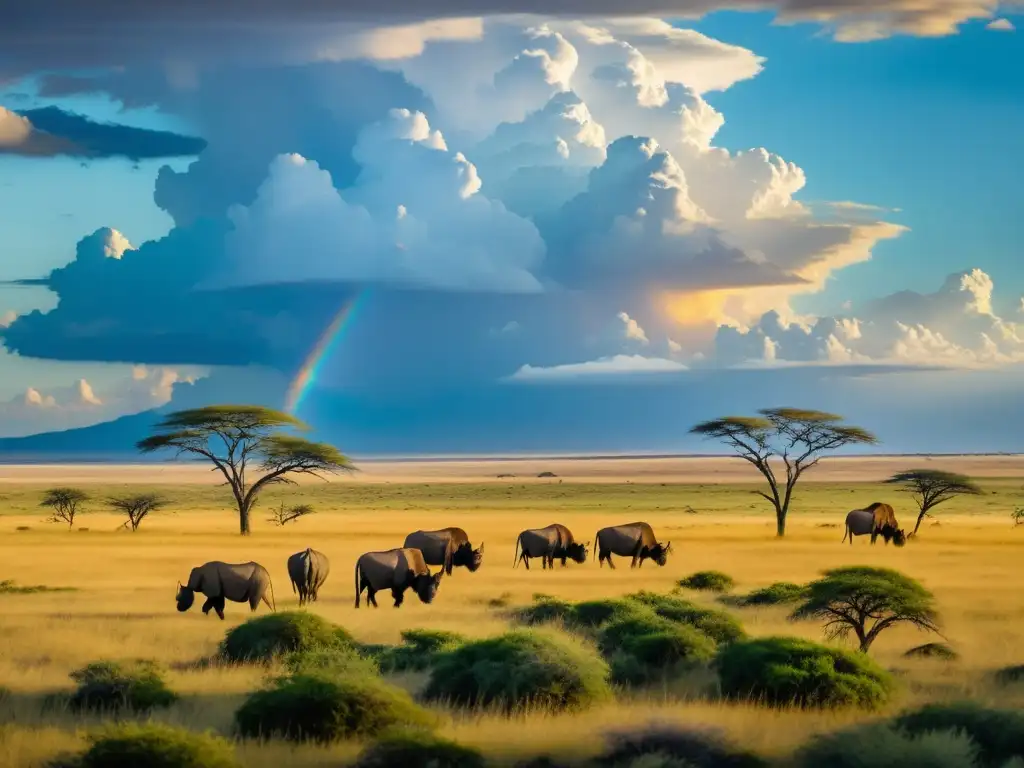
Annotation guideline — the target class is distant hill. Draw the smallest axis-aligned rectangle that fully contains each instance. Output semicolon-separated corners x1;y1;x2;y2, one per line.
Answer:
0;408;162;462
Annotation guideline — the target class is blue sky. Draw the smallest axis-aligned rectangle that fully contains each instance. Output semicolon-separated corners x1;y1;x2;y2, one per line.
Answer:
0;7;1022;451
694;11;1023;314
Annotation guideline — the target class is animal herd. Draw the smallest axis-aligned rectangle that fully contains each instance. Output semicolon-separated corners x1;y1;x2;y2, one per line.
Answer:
174;503;905;619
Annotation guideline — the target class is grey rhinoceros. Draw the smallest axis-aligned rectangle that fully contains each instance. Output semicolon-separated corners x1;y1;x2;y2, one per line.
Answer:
176;560;276;620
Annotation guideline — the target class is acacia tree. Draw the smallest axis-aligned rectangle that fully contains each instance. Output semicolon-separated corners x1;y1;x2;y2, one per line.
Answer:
109;493;168;532
137;405;354;535
41;487;89;529
690;408;878;537
790;566;941;653
884;469;983;536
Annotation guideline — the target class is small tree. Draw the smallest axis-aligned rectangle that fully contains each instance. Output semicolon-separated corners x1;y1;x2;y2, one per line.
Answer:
109;493;168;532
137;405;354;535
267;502;316;526
1012;508;1024;528
41;487;89;529
884;469;983;536
690;408;878;536
790;566;941;653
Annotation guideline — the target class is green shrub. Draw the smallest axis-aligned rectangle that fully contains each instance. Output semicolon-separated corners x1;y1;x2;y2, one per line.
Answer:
792;721;979;768
626;592;745;644
724;582;808;607
220;611;354;663
67;660;177;712
513;596;575;626
282;646;379;678
377;629;465;673
58;722;239;768
572;599;648;629
596;613;715;686
994;664;1024;686
354;730;486;768
235;671;433;742
677;571;735;593
903;642;959;661
423;628;611;713
595;724;768;768
893;702;1024;767
716;636;895;710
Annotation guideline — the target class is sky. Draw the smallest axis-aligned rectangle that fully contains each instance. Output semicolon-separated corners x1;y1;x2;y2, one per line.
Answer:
0;1;1022;453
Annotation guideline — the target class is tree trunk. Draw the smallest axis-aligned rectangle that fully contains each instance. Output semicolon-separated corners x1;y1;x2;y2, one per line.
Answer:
775;505;787;537
239;502;252;536
856;626;871;652
913;508;927;535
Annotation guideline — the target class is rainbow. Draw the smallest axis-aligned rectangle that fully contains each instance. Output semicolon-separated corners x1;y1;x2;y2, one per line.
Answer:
284;294;363;415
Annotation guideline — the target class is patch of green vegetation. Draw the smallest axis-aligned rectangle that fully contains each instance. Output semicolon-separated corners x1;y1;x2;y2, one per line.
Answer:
716;636;895;710
353;730;486;768
220;611;355;663
66;659;177;713
720;582;808;607
677;571;736;593
626;592;745;644
792;722;979;768
52;722;239;768
893;702;1024;767
375;629;466;673
235;670;434;742
424;628;612;713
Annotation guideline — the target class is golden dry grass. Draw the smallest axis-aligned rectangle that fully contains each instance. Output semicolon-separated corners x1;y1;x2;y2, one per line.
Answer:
0;464;1022;766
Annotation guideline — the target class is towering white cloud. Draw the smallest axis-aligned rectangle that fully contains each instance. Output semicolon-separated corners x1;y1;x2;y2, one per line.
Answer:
714;269;1024;368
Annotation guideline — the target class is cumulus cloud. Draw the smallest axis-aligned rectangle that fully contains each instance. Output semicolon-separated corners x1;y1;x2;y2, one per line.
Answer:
210;110;546;293
0;366;203;438
986;17;1015;31
618;311;650;344
713;269;1024;368
0;310;17;328
2;14;911;403
0;105;206;159
0;2;1003;84
509;353;686;381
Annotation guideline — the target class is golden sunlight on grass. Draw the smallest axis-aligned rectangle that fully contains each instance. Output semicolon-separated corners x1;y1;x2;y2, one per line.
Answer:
0;468;1022;765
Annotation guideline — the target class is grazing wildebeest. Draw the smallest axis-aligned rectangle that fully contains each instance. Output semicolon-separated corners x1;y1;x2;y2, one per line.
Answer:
595;522;672;569
842;502;907;547
354;547;443;608
513;523;589;569
175;561;276;620
287;548;331;606
403;527;484;576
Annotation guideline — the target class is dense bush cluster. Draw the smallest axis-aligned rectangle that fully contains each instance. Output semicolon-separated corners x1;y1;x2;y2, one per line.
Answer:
720;582;809;607
67;660;177;713
235;670;434;742
423;628;612;713
220;611;355;663
353;730;486;768
52;723;239;768
374;629;466;672
716;636;896;709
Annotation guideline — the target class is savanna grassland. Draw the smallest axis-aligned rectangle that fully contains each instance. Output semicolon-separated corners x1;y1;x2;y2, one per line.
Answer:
1;456;1023;766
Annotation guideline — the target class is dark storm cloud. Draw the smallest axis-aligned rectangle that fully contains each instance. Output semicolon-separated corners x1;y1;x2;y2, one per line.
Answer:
0;0;999;80
0;106;206;160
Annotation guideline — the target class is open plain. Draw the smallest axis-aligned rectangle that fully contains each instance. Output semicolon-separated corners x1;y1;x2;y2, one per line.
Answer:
1;454;1022;766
